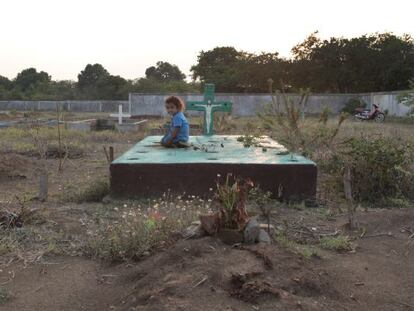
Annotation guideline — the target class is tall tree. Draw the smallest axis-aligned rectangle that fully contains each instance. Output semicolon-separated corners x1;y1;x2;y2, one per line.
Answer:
14;68;51;91
191;47;243;92
0;75;12;89
290;32;414;93
77;64;110;90
145;61;186;82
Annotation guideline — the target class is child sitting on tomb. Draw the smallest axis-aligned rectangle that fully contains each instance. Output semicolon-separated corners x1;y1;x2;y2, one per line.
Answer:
161;96;190;148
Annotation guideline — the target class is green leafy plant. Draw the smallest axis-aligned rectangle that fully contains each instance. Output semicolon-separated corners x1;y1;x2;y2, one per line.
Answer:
213;175;253;229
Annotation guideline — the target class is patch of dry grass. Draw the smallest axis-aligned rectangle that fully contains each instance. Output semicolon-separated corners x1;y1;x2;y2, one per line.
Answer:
84;194;211;261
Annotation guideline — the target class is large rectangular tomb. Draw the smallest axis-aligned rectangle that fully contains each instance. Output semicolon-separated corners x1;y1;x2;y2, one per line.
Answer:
110;135;317;200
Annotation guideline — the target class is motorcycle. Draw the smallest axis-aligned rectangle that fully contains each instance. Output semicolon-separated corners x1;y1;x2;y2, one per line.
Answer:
354;106;385;123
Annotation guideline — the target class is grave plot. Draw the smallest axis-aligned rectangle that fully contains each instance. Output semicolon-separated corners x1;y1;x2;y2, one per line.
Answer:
110;84;317;200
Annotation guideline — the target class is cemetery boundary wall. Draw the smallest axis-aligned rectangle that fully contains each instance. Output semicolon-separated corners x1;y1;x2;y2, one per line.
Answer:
0;91;411;117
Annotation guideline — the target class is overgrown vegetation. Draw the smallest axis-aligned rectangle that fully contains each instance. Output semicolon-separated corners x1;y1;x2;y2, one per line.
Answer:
213;175;253;230
327;136;413;204
85;195;210;261
258;82;346;159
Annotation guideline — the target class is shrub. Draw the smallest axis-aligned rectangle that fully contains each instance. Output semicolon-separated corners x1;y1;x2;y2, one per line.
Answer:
341;98;367;114
342;137;412;203
258;87;346;159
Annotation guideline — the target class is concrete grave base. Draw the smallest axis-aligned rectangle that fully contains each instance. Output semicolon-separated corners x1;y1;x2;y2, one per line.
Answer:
110;135;317;200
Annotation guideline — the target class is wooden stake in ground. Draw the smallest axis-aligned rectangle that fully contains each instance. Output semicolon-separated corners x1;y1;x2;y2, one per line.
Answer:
343;166;357;230
56;102;63;171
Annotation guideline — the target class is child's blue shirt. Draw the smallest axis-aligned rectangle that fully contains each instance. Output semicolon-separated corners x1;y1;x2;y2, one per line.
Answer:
163;112;189;143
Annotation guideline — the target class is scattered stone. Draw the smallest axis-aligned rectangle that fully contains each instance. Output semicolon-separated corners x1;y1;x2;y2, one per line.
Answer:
183;224;206;239
244;218;261;244
258;229;271;244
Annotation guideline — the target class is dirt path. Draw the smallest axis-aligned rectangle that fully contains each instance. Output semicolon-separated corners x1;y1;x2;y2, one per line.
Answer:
322;209;414;311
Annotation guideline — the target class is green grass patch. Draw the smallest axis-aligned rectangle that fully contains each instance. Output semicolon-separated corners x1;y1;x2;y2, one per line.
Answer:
275;234;321;259
320;235;351;252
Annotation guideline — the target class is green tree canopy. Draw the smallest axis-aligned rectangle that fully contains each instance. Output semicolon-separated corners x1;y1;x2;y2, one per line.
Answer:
191;47;286;92
0;75;12;89
145;61;186;82
77;64;110;90
191;47;242;92
14;68;51;91
290;32;414;92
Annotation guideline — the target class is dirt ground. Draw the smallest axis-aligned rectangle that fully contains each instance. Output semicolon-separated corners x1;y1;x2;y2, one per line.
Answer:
0;113;414;310
1;208;413;311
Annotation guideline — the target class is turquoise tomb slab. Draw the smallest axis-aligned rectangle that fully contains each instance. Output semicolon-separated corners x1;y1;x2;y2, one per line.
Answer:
110;135;317;200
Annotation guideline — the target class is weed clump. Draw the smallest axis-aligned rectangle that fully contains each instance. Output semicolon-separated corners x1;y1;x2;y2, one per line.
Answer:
320;235;351;252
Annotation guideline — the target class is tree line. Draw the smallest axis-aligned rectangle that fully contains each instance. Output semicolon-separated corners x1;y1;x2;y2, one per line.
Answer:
1;32;413;100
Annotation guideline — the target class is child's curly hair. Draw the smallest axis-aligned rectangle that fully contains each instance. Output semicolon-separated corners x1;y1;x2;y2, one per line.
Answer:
165;96;185;111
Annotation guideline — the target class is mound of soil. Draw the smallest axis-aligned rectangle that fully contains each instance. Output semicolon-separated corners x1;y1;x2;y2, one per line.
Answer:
110;237;346;311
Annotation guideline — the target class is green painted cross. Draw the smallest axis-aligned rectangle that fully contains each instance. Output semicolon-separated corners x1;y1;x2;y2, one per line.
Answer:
186;84;232;136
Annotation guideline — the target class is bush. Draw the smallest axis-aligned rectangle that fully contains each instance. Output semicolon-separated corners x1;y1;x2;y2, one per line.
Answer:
341;98;367;114
339;136;413;203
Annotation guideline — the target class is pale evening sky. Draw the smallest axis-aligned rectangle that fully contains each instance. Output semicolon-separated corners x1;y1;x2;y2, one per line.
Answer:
1;0;413;81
